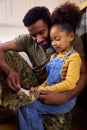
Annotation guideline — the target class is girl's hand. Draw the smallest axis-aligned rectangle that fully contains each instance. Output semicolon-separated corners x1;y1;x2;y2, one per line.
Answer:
31;87;39;92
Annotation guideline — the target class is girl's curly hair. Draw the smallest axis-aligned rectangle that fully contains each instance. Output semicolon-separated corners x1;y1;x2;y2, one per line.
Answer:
51;1;82;32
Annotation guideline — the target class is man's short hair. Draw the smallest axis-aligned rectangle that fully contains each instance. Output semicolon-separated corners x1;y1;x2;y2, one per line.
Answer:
23;6;51;27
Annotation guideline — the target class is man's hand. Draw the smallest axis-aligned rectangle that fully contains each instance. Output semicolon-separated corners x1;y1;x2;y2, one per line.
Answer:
7;70;21;92
39;90;68;105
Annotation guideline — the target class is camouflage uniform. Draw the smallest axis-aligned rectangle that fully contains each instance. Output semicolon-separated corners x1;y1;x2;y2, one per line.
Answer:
0;51;39;113
0;51;72;130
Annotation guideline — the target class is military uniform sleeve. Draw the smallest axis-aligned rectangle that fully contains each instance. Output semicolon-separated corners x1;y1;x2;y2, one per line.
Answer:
12;34;34;52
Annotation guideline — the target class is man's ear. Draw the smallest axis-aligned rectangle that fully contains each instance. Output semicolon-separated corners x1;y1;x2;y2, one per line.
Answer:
69;32;75;42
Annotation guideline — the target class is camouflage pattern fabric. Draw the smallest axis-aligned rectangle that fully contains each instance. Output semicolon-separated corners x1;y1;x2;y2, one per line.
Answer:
43;112;72;130
0;51;39;113
0;51;72;129
5;51;38;89
2;91;39;113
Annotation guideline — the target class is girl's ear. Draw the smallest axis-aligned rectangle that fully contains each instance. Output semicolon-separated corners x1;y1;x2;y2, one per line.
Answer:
69;32;75;42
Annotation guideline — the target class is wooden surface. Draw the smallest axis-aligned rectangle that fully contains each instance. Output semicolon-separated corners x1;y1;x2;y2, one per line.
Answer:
0;121;16;130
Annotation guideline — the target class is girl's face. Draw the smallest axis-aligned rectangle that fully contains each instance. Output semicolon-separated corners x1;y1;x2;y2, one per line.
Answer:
50;25;74;52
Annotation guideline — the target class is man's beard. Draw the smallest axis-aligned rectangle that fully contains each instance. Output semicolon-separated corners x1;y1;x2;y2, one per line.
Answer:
40;37;51;49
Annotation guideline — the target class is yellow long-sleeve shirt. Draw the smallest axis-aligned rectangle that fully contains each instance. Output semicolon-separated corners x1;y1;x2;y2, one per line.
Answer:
38;48;81;93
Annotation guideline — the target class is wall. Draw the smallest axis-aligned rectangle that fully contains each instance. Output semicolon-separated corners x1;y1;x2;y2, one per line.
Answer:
0;0;86;42
0;0;86;26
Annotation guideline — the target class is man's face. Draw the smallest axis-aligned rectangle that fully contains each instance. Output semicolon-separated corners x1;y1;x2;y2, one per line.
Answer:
27;20;50;48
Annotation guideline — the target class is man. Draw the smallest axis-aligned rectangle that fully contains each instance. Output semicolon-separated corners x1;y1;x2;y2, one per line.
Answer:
0;6;87;130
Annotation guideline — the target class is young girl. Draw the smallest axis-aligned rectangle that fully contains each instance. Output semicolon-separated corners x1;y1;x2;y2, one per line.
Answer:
18;2;82;130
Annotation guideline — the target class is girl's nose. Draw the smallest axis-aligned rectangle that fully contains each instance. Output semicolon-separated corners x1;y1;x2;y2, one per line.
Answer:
52;41;57;46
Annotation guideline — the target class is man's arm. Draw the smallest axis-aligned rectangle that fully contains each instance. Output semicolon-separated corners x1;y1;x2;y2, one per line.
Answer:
0;41;20;91
39;57;87;105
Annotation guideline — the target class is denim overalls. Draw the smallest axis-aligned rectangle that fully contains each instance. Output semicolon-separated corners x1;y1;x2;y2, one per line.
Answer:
46;50;76;86
17;50;76;130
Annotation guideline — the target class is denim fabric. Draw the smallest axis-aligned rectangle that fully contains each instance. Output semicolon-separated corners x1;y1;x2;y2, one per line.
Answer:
46;50;76;86
18;98;76;130
17;50;76;130
46;58;64;86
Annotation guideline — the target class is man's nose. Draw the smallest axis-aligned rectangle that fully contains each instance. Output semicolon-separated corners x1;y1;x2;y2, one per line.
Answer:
36;35;43;43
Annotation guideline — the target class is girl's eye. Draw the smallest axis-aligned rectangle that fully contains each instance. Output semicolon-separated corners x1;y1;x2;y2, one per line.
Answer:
55;38;60;41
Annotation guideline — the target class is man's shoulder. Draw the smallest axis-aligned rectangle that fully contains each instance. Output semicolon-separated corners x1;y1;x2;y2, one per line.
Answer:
13;34;34;45
72;35;82;45
15;34;32;40
71;35;85;57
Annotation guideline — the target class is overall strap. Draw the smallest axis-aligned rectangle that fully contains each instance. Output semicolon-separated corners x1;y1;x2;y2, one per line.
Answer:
63;50;76;62
64;50;76;58
52;50;76;60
